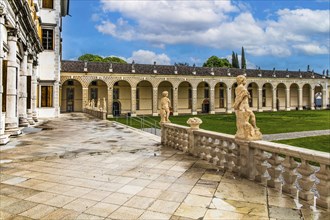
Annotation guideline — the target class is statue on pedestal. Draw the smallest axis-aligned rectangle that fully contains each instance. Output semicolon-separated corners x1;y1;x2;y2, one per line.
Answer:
97;98;101;111
233;75;262;141
103;97;107;112
91;99;95;109
160;91;171;123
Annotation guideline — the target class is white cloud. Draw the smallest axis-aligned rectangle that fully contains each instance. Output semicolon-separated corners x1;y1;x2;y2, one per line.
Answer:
126;50;171;65
95;0;330;57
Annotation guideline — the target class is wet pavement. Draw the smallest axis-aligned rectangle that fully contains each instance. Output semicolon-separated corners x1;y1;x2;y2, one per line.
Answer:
0;113;328;219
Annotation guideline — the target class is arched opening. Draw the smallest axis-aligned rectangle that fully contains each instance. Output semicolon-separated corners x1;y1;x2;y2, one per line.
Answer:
315;84;323;109
215;82;227;113
61;79;83;112
276;83;286;110
290;83;299;110
247;82;258;110
88;80;107;108
231;83;238;107
178;81;192;114
302;84;311;109
158;81;173;114
136;80;152;115
262;83;273;110
197;82;210;113
112;80;131;116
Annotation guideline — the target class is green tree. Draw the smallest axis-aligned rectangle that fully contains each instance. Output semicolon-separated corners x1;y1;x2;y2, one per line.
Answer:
203;56;232;68
232;51;239;68
78;54;103;62
78;54;127;63
241;47;246;69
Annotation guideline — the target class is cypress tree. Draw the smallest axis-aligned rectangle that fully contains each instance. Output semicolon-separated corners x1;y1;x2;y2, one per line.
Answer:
235;53;239;68
231;51;236;68
241;47;246;69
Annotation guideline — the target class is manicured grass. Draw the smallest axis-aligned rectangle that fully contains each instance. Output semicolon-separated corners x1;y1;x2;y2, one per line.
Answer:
274;135;330;153
110;110;330;135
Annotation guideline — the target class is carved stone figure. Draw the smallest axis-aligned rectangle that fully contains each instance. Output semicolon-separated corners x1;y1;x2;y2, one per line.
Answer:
233;75;262;141
160;91;171;123
91;99;95;109
103;97;107;112
97;98;101;110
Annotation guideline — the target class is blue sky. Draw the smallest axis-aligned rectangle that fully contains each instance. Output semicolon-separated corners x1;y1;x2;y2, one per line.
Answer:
62;0;330;74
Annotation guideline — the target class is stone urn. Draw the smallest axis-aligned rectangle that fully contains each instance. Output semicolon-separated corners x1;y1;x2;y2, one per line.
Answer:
187;117;203;130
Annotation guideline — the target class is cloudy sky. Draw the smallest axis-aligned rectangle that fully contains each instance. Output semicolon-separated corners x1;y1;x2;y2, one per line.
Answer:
62;0;330;74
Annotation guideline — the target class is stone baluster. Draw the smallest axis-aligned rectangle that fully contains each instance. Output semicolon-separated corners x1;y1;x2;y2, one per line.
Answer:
200;136;207;159
205;137;213;162
227;142;236;172
254;148;268;185
232;143;240;173
282;156;298;196
193;135;202;157
316;164;330;209
211;139;220;166
219;140;227;170
297;159;315;205
182;131;189;153
267;153;283;190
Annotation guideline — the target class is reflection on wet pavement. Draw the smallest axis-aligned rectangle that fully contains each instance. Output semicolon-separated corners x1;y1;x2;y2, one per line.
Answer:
0;113;328;219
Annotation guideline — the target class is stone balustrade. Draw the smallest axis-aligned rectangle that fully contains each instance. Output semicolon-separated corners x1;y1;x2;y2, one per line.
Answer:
84;108;107;120
161;122;330;210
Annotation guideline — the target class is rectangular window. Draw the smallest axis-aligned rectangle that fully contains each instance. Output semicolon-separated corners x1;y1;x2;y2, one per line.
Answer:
113;88;119;100
42;29;53;50
41;86;53;107
42;0;53;9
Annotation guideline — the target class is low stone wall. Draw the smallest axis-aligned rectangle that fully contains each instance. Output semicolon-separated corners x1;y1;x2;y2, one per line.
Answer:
161;122;330;210
84;108;107;120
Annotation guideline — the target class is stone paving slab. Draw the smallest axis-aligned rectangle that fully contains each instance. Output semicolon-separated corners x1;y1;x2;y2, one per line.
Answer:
0;113;328;219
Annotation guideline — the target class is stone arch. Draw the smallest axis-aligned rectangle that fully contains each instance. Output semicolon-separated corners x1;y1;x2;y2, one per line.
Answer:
276;83;287;110
61;79;83;112
215;82;228;112
262;83;273;110
136;80;153;114
197;82;210;113
247;82;259;109
178;81;193;114
88;79;108;108
158;81;173;112
314;84;323;108
302;83;312;109
290;83;299;110
112;80;132;115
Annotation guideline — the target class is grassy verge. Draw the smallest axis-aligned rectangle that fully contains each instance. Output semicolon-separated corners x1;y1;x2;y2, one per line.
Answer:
110;110;330;135
274;135;330;153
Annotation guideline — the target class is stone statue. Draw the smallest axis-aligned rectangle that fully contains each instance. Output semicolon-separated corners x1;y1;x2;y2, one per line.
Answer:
103;97;107;112
97;98;101;110
160;91;171;123
233;75;262;141
91;99;95;109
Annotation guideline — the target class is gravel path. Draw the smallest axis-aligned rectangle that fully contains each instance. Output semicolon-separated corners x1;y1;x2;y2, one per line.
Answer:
263;129;330;141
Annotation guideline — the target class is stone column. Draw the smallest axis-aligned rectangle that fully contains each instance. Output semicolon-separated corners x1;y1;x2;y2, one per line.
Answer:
82;87;88;111
226;86;232;113
285;88;290;111
131;87;136;117
236;139;255;180
18;51;29;127
310;87;315;110
258;88;263;112
298;88;303;110
0;14;9;144
322;88;327;109
209;87;215;114
107;87;113;117
31;63;38;122
152;87;158;116
173;87;178;116
272;88;277;111
5;30;20;135
192;87;197;115
26;57;34;124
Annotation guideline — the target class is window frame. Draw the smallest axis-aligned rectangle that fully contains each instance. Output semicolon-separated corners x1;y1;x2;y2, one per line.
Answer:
42;28;54;50
40;85;53;107
42;0;54;9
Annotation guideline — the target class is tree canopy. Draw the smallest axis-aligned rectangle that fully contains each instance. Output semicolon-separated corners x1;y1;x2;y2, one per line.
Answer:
203;56;232;68
78;54;127;64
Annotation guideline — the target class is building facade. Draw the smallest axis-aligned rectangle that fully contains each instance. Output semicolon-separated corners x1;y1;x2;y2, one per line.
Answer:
0;0;69;144
60;61;330;118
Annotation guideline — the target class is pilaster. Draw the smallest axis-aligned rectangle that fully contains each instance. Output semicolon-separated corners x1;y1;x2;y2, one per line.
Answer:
226;86;232;113
298;88;303;110
209;88;215;114
272;88;277;111
26;58;34;124
257;88;263;112
285;88;290;111
31;63;38;122
107;87;113;117
131;87;136;117
322;89;327;109
152;87;158;116
191;87;197;115
310;88;315;110
173;87;178;116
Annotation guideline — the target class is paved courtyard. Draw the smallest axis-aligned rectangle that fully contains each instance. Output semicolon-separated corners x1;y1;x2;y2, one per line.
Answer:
0;113;328;220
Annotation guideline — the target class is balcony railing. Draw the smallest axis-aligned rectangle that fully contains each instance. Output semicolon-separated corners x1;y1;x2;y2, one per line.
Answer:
161;121;330;210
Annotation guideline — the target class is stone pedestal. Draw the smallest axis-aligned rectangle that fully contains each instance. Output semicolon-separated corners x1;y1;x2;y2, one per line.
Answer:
0;113;9;145
235;110;262;141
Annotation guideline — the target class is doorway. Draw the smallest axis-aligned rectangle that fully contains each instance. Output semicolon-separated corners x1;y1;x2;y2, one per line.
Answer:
66;88;74;112
113;101;121;116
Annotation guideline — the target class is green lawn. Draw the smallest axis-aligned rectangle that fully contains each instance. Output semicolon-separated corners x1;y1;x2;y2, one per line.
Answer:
111;110;330;135
274;135;330;153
